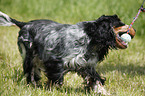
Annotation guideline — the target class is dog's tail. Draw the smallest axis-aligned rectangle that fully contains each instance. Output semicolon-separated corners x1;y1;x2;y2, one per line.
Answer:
0;11;26;28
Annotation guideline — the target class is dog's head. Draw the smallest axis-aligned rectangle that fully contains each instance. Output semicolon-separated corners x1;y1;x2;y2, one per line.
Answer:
99;15;136;49
113;25;135;49
110;15;136;49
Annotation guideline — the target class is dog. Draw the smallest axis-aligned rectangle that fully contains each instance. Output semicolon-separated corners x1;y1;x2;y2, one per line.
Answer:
0;11;135;95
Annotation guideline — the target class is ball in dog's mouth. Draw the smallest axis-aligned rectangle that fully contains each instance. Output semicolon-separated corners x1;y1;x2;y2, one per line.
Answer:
116;33;131;48
113;25;136;49
116;33;128;49
120;33;131;44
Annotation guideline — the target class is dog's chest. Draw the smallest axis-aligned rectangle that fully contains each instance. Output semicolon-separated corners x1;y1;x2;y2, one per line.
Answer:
61;25;99;70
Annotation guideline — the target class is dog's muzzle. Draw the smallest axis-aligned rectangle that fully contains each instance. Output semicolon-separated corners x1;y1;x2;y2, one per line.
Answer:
113;25;136;49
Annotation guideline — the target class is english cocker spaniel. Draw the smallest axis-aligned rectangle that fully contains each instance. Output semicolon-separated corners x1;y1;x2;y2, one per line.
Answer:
0;11;135;95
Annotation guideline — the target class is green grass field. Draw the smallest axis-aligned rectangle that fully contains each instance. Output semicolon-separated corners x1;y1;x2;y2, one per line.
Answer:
0;0;145;95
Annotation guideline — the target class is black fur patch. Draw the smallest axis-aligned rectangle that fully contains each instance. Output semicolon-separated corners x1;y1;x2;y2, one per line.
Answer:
13;15;125;91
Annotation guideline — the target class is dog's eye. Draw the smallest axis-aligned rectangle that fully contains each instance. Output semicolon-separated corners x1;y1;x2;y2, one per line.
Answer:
114;21;125;28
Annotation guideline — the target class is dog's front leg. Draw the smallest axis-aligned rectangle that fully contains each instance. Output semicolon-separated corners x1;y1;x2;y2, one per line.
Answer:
44;57;64;87
77;67;109;95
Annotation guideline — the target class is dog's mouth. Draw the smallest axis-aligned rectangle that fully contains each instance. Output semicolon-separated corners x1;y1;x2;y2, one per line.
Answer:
113;25;136;49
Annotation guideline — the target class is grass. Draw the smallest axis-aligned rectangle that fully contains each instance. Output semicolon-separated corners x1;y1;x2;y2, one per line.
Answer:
0;0;145;95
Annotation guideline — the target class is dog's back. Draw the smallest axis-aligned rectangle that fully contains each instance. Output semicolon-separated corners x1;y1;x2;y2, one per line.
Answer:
17;20;65;60
1;11;135;95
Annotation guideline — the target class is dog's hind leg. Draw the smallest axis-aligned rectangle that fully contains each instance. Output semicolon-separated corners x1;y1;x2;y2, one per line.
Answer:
44;57;64;87
18;41;33;84
32;56;43;86
23;50;34;84
23;52;43;86
24;55;42;87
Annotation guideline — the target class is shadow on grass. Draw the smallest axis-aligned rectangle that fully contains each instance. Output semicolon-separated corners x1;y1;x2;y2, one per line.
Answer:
58;86;87;94
98;62;145;76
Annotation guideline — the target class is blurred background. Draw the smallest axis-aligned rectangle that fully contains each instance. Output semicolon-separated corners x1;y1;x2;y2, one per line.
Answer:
0;0;145;37
0;0;144;96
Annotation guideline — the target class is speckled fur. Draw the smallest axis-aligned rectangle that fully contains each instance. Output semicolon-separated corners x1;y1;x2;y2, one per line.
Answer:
1;13;126;94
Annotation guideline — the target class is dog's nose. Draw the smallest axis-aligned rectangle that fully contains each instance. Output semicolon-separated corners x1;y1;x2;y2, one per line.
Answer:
134;28;136;32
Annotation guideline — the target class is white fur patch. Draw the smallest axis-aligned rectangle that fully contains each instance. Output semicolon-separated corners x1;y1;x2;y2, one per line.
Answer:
0;11;15;26
94;81;111;95
63;54;87;69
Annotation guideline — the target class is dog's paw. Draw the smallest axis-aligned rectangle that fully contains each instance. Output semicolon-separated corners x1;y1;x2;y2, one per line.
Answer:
93;81;111;95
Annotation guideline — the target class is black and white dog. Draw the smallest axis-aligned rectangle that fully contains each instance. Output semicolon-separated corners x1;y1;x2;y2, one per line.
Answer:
0;11;135;95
